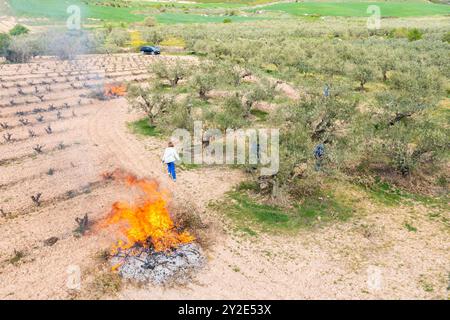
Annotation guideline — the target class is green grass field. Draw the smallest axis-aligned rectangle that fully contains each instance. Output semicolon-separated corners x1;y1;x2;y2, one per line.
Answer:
127;118;160;136
7;0;259;24
7;0;450;25
8;0;145;22
257;2;450;17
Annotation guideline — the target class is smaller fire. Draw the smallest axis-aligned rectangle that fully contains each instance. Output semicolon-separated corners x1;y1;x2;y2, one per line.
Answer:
104;83;127;98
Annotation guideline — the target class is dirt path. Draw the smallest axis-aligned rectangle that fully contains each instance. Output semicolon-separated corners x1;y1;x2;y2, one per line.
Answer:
87;98;245;210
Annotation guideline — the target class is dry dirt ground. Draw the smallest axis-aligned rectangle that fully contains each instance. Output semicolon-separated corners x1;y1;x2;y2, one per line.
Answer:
0;54;448;300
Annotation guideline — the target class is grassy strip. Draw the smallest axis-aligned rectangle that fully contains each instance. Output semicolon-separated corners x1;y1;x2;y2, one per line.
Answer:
8;0;265;24
127;118;160;137
366;178;449;209
215;188;354;234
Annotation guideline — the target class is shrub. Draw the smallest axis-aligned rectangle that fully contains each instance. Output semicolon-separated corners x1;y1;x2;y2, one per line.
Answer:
160;37;186;48
106;29;130;47
442;31;450;43
0;33;10;56
143;16;157;27
129;30;145;49
407;28;423;42
352;64;374;90
9;24;29;36
388;27;408;39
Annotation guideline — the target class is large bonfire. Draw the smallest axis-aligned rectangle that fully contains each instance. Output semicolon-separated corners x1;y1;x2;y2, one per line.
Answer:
99;170;203;284
104;172;194;253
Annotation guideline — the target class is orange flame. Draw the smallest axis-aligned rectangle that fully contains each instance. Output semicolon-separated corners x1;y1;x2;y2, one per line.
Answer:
104;83;126;98
99;171;194;253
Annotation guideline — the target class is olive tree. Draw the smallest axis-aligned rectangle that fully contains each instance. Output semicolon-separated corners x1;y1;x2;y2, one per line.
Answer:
142;29;163;45
191;68;217;99
160;97;194;133
143;17;157;28
375;47;397;82
352;64;374;91
0;33;10;56
371;64;446;175
45;31;92;60
5;34;40;63
127;85;174;126
242;80;275;118
151;60;190;87
106;29;130;47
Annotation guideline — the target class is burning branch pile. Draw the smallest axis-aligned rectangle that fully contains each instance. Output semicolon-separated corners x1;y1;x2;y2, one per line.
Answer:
86;83;127;101
98;171;204;284
104;83;127;99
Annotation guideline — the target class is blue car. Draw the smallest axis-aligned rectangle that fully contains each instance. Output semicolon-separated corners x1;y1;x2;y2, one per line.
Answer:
140;46;160;55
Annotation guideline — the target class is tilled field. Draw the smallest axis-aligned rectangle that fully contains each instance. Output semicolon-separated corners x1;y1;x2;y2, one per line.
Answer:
0;54;156;218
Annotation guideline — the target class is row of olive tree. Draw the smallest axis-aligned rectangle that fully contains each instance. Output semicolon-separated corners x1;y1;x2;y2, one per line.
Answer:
0;26;133;63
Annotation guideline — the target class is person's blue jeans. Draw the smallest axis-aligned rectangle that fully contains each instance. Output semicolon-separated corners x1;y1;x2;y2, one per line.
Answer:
167;162;176;181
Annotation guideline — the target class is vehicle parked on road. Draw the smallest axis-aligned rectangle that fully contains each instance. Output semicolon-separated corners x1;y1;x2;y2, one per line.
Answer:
140;46;160;55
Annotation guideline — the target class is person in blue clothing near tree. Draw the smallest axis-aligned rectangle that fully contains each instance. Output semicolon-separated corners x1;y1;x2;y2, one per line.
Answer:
314;143;325;171
162;141;180;182
323;84;330;98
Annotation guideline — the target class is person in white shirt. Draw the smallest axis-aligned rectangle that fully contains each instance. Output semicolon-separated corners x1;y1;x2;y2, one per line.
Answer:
161;141;180;181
